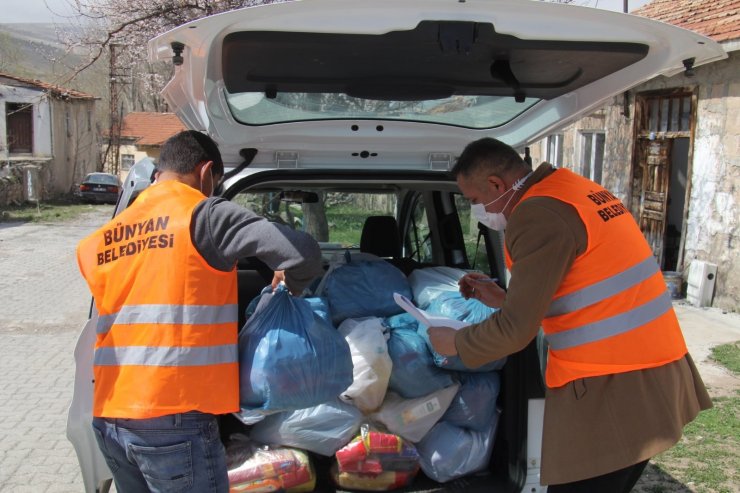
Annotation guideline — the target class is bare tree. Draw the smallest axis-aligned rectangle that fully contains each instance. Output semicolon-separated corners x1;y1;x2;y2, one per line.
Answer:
59;0;280;112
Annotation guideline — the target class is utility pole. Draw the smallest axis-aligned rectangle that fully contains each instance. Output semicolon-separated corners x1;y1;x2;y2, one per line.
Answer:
108;43;120;175
105;44;130;175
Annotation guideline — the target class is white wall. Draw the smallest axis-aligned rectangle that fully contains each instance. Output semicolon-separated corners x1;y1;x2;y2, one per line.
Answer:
0;84;52;158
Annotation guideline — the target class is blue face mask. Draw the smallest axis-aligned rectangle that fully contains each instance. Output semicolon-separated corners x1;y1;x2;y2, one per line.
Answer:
471;171;533;231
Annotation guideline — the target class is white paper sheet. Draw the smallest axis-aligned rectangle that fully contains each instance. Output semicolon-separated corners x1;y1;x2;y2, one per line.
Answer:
393;292;469;330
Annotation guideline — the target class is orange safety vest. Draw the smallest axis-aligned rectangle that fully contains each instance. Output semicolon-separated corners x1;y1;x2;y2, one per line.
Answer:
77;180;239;418
506;169;687;388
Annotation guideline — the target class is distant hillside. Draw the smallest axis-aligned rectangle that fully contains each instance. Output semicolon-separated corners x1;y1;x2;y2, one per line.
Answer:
0;23;107;100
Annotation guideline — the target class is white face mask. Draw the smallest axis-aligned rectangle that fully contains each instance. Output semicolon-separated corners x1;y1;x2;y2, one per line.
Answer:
471;171;533;231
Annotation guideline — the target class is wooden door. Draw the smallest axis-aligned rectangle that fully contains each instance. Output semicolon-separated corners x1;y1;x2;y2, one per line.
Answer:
637;138;671;265
7;103;33;153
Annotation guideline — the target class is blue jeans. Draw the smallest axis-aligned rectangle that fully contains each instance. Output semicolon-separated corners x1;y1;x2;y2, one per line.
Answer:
92;412;228;493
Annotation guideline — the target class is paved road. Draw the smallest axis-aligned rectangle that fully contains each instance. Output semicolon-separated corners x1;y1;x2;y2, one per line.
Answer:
0;205;738;492
0;206;112;493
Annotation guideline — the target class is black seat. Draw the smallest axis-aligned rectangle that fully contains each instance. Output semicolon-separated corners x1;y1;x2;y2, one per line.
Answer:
360;216;421;275
360;216;402;259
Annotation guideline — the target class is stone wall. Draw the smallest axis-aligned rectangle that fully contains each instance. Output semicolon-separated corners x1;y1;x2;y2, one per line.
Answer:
672;52;739;311
0;166;24;206
528;50;740;311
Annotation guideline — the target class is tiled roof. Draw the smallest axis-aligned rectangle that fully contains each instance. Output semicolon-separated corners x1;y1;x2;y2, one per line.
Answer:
119;112;187;146
0;72;97;100
633;0;740;43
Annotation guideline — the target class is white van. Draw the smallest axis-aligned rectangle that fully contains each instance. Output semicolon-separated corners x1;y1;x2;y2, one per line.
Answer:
67;1;725;491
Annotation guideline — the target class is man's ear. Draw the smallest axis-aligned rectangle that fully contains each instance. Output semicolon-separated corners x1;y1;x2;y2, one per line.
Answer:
486;174;506;192
198;160;213;180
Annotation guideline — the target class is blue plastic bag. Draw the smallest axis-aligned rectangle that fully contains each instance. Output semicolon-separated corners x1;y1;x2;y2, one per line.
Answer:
418;292;506;372
323;256;412;325
416;415;500;483
245;287;332;327
238;285;353;411
385;322;455;399
442;372;501;432
249;398;363;456
304;296;332;326
428;291;495;323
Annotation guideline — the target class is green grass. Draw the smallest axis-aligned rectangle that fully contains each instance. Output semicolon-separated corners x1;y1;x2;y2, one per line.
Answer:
648;342;740;493
652;396;739;492
711;342;740;374
0;196;111;223
326;205;389;246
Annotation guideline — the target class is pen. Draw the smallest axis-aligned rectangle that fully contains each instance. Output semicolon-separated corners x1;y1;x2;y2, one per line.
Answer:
471;278;499;283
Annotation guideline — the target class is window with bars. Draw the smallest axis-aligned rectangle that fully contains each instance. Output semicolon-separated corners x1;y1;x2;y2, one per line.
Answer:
545;134;563;167
646;94;692;133
580;131;605;184
121;154;135;170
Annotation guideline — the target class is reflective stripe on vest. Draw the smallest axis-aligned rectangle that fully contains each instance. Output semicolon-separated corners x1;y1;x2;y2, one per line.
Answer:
96;304;239;335
77;181;239;418
546;256;660;317
506;168;686;388
545;291;673;350
94;344;238;367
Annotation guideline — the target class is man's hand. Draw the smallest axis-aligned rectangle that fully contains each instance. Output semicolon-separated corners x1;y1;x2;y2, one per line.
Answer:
271;270;286;291
458;273;506;308
428;326;458;356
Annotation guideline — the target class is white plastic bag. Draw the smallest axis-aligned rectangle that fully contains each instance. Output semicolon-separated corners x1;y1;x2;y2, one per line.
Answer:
408;266;468;308
370;383;460;443
338;317;393;414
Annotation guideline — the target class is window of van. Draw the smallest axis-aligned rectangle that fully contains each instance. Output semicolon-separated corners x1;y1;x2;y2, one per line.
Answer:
231;190;399;259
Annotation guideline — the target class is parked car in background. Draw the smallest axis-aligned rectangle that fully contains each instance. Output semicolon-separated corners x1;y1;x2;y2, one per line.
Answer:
67;1;726;492
78;173;121;205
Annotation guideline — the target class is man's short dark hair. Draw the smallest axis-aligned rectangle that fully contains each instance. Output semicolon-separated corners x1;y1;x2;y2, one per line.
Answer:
452;137;527;180
158;130;224;176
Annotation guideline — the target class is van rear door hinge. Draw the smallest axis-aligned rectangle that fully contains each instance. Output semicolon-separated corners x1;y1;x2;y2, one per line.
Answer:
275;151;299;168
429;152;452;170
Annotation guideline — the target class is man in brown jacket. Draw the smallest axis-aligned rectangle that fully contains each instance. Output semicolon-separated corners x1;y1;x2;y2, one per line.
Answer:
429;137;711;493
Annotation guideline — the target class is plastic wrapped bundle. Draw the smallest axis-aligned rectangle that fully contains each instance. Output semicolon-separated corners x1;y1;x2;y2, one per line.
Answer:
225;436;315;492
408;266;468;308
321;253;413;325
238;285;353;412
332;469;418;492
416;412;500;483
338;317;393;413
370;383;460;443
250;398;363;457
332;425;420;491
385;324;455;399
442;372;501;432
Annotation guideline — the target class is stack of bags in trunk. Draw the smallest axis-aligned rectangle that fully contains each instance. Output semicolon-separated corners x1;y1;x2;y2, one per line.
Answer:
229;254;504;491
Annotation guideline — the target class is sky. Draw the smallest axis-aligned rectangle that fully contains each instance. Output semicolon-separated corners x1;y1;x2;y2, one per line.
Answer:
3;0;77;23
4;0;653;24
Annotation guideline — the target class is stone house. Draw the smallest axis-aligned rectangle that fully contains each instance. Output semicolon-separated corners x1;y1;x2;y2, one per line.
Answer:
528;0;740;311
0;73;98;205
105;112;186;180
